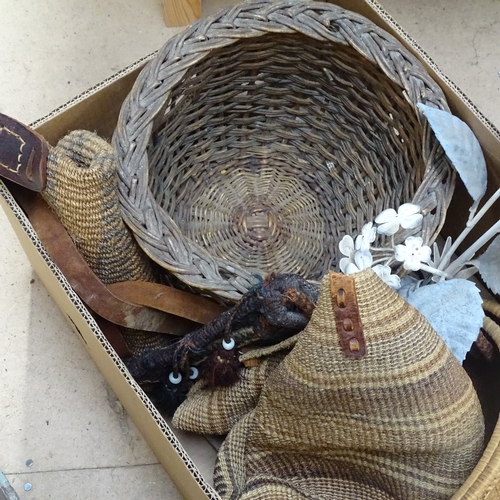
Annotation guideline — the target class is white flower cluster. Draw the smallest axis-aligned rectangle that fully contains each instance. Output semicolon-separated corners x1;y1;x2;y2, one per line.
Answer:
338;203;432;289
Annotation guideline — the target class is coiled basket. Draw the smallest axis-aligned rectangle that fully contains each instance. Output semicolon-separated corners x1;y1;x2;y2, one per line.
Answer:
113;0;455;301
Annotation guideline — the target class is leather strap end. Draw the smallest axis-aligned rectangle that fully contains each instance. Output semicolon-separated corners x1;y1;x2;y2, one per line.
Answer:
329;271;367;360
0;113;49;192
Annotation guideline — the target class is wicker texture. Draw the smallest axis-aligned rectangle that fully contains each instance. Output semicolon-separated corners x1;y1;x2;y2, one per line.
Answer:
454;300;500;500
172;352;285;435
214;270;485;500
172;335;298;434
113;0;455;301
42;131;167;356
43;130;156;285
121;329;173;357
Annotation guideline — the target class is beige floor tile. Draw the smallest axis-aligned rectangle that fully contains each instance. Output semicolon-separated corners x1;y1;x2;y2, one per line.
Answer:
380;0;500;129
0;214;172;482
0;0;181;124
0;2;184;496
4;464;182;500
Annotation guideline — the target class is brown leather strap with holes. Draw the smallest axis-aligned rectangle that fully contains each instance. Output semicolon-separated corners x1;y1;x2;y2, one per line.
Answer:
11;184;225;336
0;113;48;192
329;271;366;359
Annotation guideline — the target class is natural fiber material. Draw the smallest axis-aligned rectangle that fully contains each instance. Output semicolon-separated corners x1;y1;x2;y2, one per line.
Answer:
172;352;286;435
114;0;455;301
172;334;298;434
214;270;484;500
43;130;156;285
455;301;500;500
121;328;173;357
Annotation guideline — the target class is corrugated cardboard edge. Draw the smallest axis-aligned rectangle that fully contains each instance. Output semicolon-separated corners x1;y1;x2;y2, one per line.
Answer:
31;53;157;145
3;52;221;500
345;0;500;189
336;0;500;146
332;0;500;264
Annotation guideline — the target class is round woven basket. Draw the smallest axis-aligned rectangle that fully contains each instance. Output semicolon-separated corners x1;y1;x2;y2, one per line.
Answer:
113;0;455;301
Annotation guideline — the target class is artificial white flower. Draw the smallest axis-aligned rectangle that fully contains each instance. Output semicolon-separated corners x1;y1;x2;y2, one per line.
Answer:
339;234;355;257
372;264;401;290
339;257;351;274
355;222;377;252
339;234;355;273
344;250;373;274
375;203;423;236
394;236;432;271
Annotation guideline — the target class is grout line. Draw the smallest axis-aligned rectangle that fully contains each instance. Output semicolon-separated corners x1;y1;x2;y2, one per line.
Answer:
0;472;20;500
4;462;160;476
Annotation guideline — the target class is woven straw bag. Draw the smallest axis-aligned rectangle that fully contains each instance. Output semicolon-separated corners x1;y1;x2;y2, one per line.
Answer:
43;130;156;285
172;335;298;435
42;130;174;355
113;0;455;301
214;270;485;500
455;300;500;500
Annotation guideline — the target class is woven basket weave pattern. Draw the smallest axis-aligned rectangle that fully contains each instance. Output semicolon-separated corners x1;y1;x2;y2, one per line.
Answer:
172;353;286;435
454;301;500;499
43;130;156;285
114;0;455;301
214;270;485;499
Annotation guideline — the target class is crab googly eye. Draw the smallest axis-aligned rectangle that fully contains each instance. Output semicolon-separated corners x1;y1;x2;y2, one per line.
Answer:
189;366;199;380
168;372;182;385
222;338;235;350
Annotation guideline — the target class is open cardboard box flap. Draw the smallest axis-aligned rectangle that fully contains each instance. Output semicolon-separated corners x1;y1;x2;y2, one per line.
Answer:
1;1;500;498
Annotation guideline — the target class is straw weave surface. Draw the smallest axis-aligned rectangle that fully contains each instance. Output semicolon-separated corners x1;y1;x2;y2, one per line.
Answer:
43;130;156;285
454;301;500;500
173;352;286;435
42;131;167;355
214;270;484;499
114;0;455;301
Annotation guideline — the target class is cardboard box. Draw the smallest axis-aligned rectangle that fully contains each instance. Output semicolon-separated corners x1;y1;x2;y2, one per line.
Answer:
1;1;499;499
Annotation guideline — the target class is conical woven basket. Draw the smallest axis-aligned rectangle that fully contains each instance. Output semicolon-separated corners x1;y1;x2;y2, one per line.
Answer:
214;270;486;500
113;0;455;301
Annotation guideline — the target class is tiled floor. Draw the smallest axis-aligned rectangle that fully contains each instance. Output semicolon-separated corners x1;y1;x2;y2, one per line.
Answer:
0;0;499;498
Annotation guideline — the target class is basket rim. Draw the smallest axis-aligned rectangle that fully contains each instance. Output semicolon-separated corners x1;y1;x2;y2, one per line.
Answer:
113;0;455;300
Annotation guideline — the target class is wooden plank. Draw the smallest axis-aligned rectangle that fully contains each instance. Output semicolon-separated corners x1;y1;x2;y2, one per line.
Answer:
163;0;201;27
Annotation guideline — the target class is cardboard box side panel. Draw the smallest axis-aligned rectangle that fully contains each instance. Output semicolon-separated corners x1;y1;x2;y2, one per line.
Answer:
364;1;500;238
0;183;218;500
326;0;500;241
32;56;153;145
28;0;500;190
369;0;500;183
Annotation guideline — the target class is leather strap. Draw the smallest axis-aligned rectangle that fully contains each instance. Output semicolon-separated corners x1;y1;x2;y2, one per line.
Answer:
0;113;226;349
329;271;366;359
107;281;224;325
12;184;225;336
0;113;48;192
